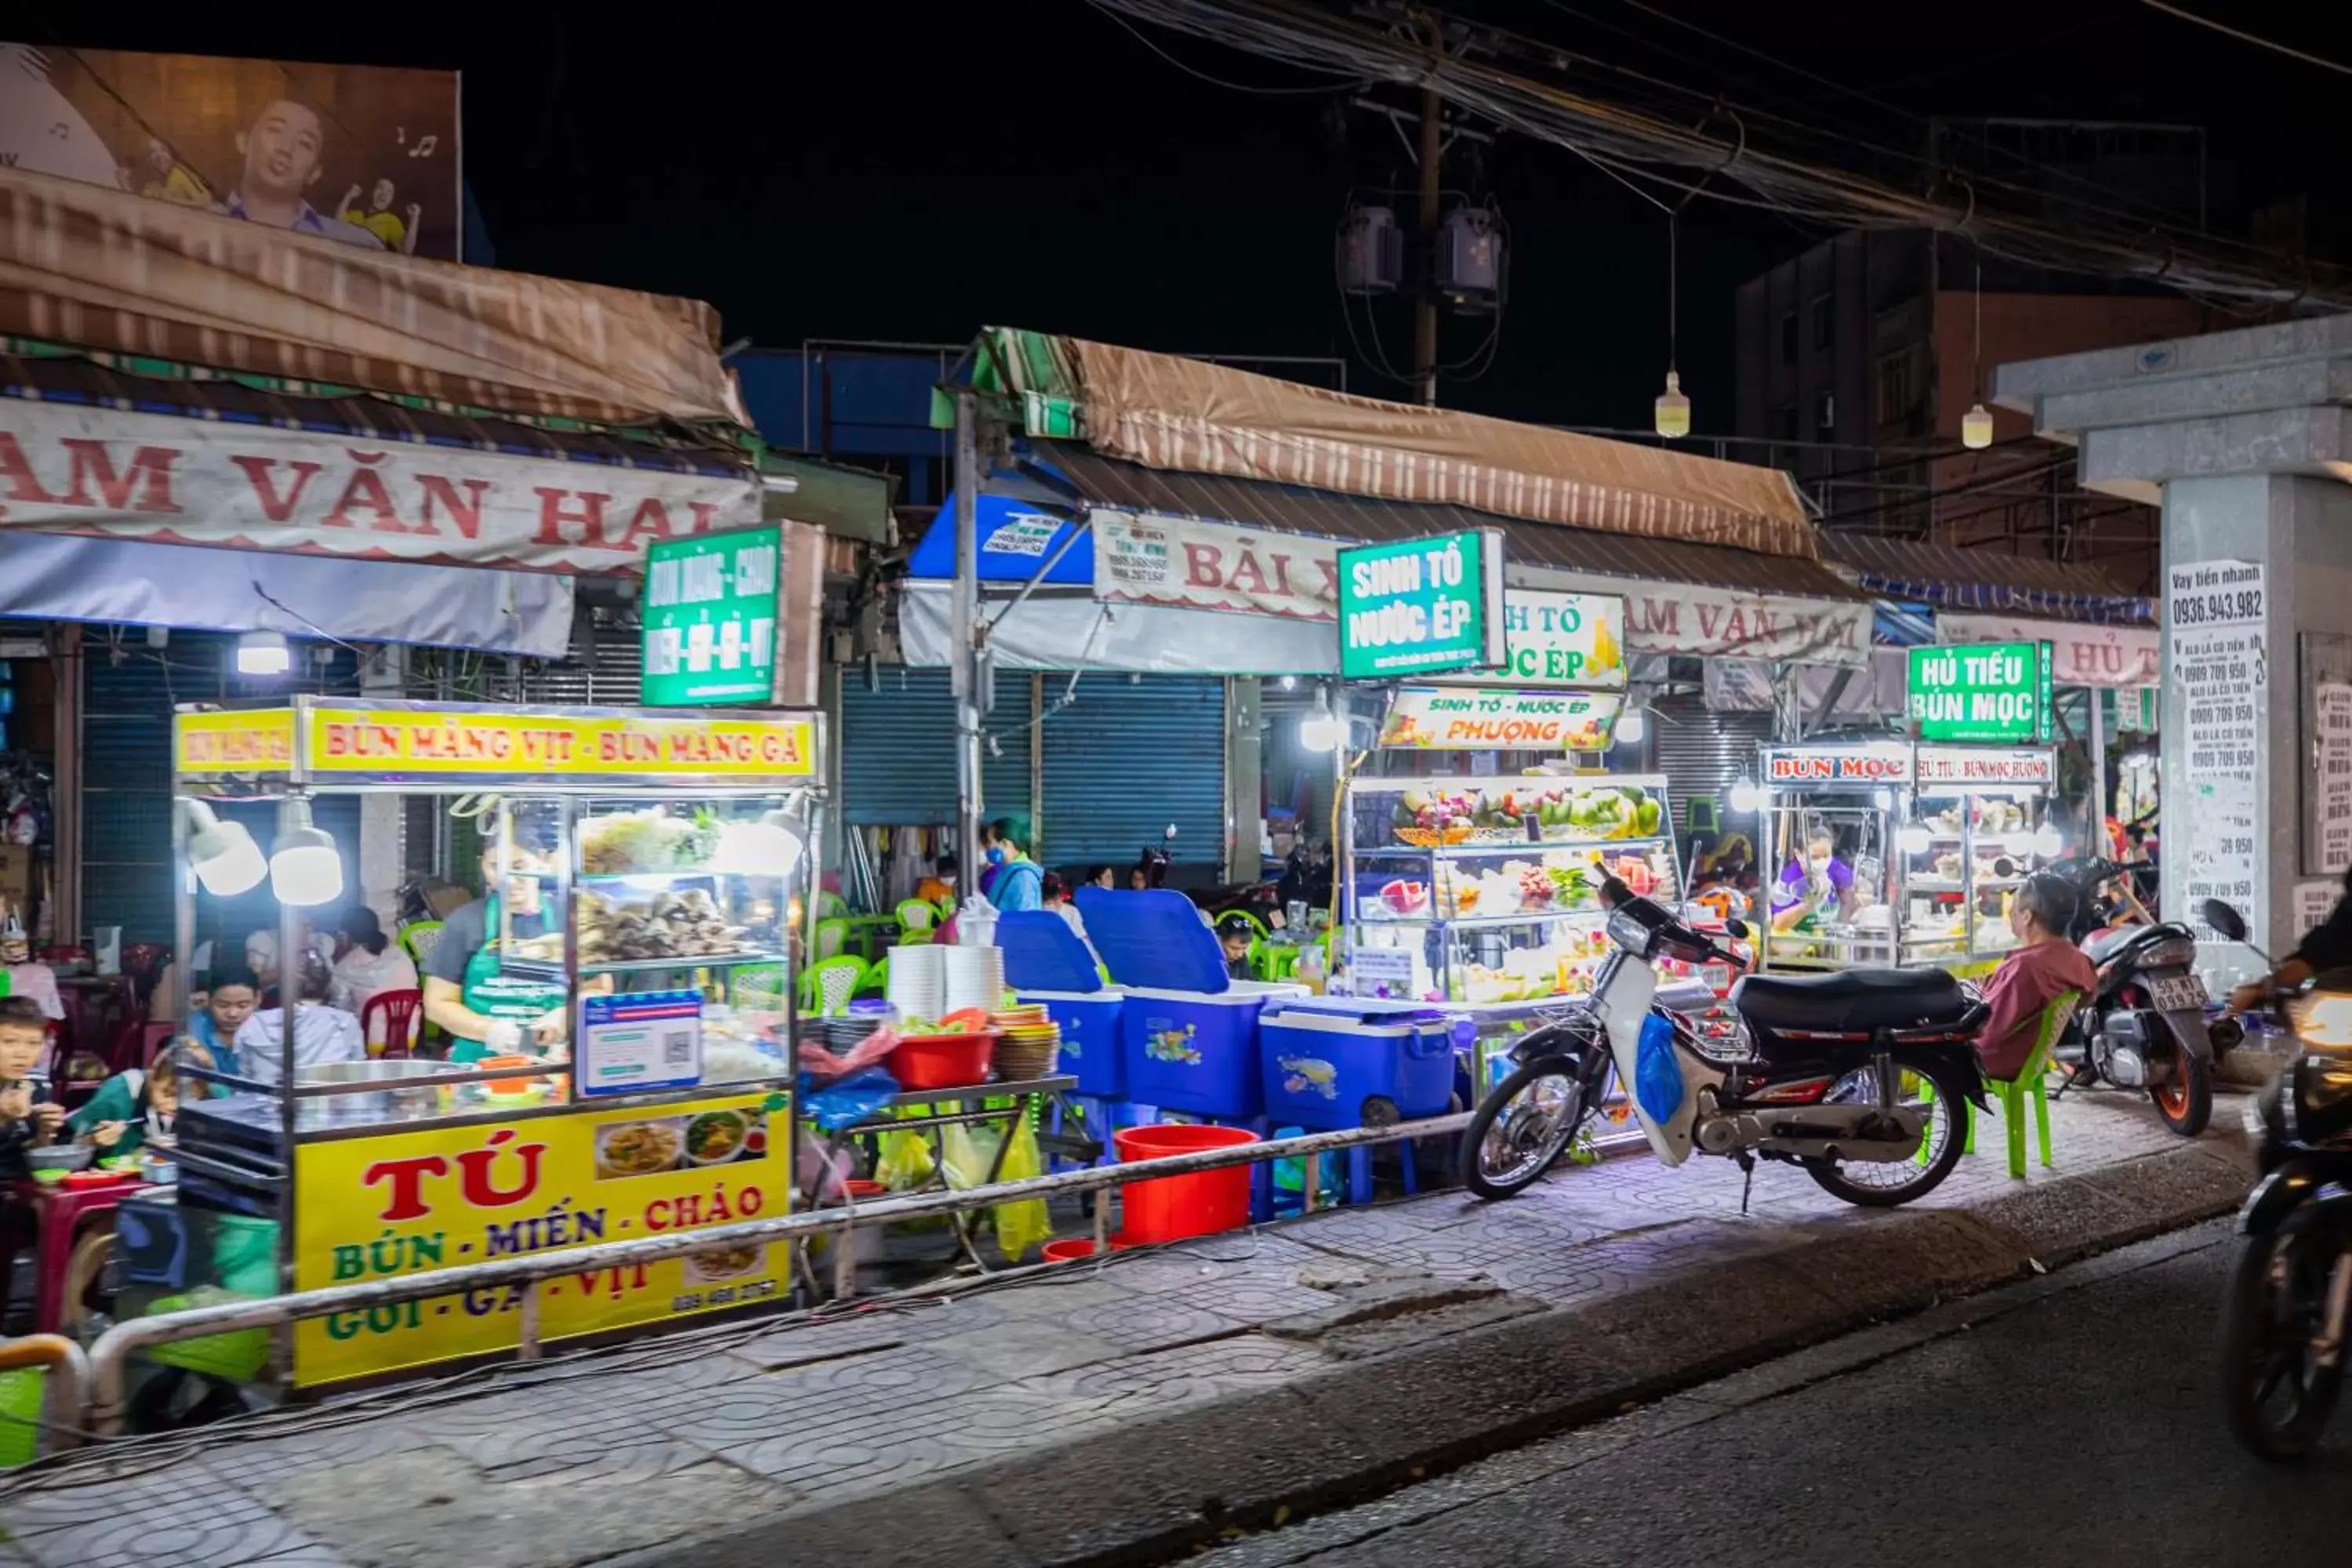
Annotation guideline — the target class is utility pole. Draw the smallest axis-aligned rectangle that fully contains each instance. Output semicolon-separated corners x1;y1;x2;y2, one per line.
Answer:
949;388;985;898
1413;75;1443;408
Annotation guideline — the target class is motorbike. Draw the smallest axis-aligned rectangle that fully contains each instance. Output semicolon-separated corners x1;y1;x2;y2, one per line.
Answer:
2212;898;2352;1459
2047;857;2240;1137
1460;879;1990;1210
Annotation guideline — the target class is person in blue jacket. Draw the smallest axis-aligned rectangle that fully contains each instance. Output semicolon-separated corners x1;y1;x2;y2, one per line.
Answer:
985;815;1044;913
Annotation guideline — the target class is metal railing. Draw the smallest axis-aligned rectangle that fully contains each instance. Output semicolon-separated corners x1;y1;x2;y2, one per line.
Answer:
0;1336;89;1457
73;1112;1472;1443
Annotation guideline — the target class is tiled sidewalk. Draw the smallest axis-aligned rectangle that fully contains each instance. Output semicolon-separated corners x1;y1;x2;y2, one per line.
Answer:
0;1088;2225;1568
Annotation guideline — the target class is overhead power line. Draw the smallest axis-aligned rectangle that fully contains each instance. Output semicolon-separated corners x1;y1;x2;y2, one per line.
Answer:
1090;0;2352;311
2138;1;2352;79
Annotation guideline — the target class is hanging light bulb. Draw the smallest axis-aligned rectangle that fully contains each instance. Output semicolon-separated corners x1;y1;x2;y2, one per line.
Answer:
2032;822;2065;858
1654;370;1691;440
1962;401;1994;450
236;630;291;677
183;800;267;898
269;798;345;906
1298;685;1344;753
1613;707;1646;744
1896;822;1933;856
1727;775;1762;815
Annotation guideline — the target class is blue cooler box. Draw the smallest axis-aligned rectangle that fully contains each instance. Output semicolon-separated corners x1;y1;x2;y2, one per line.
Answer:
995;912;1125;1097
1260;1004;1457;1129
1077;888;1306;1120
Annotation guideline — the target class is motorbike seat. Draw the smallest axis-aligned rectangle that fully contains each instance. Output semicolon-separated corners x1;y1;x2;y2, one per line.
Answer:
2082;927;2143;965
1730;967;1970;1034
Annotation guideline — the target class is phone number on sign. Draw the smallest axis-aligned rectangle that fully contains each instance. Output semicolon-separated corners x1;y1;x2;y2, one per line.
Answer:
2171;590;2264;626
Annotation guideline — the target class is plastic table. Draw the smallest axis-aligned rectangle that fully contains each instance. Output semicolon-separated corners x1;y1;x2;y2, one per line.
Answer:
9;1173;146;1334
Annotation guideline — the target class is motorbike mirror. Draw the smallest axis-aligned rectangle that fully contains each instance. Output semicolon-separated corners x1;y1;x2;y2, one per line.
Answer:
2201;899;2249;943
1722;916;1751;939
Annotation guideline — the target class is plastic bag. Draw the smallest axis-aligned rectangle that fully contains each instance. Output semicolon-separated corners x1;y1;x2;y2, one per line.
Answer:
992;1116;1052;1262
1633;1012;1684;1128
875;1127;936;1190
799;1066;900;1132
938;1122;996;1189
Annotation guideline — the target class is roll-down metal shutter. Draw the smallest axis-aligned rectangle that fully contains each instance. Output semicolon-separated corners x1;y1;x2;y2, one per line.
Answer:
839;666;1032;828
1649;697;1769;838
1038;676;1225;873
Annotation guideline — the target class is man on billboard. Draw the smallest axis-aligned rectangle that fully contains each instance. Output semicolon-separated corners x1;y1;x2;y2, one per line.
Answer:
217;99;383;249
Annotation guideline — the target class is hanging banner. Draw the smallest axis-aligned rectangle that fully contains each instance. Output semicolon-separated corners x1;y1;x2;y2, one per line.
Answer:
1939;613;2158;689
1762;744;2056;787
0;401;760;574
1510;568;1869;666
1378;687;1622;751
1092;511;1337;621
1483;589;1626;690
2167;559;2265;942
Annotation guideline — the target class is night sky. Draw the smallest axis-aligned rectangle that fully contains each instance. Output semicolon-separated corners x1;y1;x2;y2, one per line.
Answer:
9;0;2352;434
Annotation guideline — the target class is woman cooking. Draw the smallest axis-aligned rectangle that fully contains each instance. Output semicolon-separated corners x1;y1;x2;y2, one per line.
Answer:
1770;824;1859;935
420;832;572;1062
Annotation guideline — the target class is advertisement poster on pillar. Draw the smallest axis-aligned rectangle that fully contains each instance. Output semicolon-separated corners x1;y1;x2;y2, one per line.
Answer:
0;400;761;574
2166;560;2264;945
0;43;461;259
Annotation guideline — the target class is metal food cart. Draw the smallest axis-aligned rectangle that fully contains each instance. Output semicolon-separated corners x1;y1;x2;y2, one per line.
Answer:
1756;740;2060;975
133;697;822;1396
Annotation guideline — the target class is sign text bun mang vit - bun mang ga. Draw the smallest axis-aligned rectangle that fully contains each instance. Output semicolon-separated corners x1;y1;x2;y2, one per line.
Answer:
301;708;817;778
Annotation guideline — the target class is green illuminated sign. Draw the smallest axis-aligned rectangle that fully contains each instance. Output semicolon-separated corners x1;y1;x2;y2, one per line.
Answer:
1337;529;1508;680
1906;641;2053;743
641;527;782;706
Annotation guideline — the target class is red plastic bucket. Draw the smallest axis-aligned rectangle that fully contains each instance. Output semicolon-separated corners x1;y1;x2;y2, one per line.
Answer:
1039;1238;1099;1262
1114;1123;1260;1243
893;1032;996;1091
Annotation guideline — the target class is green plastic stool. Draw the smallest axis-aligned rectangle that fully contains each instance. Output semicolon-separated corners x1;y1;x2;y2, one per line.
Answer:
1926;991;2078;1178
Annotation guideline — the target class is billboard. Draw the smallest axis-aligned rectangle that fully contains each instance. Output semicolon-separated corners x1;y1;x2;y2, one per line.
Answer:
0;42;459;258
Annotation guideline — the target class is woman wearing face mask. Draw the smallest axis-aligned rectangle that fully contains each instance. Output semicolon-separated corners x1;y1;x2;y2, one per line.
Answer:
982;814;1044;913
1770;826;1857;935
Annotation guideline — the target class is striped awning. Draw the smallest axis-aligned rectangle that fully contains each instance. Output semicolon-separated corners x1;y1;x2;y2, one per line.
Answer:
1030;441;1859;601
1820;534;2152;625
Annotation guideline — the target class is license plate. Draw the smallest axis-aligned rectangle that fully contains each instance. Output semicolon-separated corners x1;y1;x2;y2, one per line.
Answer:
2149;975;2208;1012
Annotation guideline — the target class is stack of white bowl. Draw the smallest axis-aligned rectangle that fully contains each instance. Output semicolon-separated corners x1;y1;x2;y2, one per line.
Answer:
944;943;1006;1016
886;943;947;1022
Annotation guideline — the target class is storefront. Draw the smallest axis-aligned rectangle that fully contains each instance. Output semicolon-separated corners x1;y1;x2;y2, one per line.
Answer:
132;696;820;1392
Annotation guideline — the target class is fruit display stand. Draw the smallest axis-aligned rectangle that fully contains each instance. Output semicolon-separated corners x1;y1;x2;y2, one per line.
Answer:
1341;773;1690;1098
153;697;821;1401
1756;741;2062;977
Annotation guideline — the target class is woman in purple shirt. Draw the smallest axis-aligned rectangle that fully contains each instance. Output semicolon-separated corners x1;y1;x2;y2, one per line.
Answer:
1770;826;1857;934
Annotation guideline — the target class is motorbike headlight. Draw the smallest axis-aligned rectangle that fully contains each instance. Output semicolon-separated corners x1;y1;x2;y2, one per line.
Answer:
1606;906;1655;957
2291;989;2352;1054
2288;1056;2352;1146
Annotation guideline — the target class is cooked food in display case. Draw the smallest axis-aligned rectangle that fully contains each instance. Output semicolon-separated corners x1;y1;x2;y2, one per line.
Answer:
1345;773;1682;1006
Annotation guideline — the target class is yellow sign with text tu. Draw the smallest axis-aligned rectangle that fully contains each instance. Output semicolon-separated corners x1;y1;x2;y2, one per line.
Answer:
174;709;298;775
291;1091;792;1387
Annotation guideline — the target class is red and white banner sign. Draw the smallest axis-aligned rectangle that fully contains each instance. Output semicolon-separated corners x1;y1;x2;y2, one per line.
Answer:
0;400;760;574
1763;743;2056;787
1092;510;1337;620
1939;613;2158;690
1513;567;1870;667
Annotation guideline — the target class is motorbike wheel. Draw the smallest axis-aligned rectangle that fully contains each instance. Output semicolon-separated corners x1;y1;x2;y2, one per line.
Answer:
2152;1044;2213;1136
1460;1057;1588;1201
2220;1215;2347;1461
1802;1050;1969;1208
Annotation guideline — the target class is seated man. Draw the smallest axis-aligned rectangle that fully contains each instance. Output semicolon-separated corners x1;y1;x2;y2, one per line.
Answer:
1975;872;2098;1080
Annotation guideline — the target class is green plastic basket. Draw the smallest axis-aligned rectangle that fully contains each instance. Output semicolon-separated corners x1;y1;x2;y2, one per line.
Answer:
0;1367;44;1468
143;1287;272;1383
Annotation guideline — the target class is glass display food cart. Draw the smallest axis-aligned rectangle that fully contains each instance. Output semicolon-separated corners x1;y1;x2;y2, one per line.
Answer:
127;697;822;1398
1755;741;2060;975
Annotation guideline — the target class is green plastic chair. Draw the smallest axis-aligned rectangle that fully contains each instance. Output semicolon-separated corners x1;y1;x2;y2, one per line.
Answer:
799;955;869;1017
1254;940;1301;983
858;953;890;996
896;899;940;937
1926;990;2079;1178
397;920;445;968
812;916;853;961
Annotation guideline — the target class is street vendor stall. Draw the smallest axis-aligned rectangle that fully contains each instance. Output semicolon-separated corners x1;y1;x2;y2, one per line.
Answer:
125;697;822;1397
1755;738;2060;975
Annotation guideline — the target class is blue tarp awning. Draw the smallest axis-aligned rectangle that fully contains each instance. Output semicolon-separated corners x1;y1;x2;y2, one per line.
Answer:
908;492;1090;583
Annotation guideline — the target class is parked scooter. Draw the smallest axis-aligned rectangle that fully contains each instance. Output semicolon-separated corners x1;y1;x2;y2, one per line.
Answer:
2047;857;2239;1136
2211;896;2352;1460
1461;880;1990;1209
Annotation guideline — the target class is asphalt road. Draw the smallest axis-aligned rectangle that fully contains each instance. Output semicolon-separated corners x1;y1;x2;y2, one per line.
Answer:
1202;1220;2352;1568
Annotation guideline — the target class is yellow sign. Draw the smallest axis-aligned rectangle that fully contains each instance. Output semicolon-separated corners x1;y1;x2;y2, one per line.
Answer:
174;710;298;775
303;706;818;779
291;1091;792;1386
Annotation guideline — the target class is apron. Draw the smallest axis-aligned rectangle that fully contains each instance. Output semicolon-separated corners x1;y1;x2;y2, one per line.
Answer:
452;892;569;1063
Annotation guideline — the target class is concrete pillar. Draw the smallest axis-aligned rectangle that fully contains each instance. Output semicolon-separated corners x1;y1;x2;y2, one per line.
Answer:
1225;677;1264;884
358;645;407;922
1995;316;2352;987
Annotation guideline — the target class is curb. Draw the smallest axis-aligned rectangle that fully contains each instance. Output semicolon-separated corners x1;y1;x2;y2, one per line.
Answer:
637;1138;2254;1568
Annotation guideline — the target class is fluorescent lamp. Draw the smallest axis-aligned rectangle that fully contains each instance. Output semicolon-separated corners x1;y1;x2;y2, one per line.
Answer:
711;810;806;877
1298;687;1343;753
185;800;267;898
270;799;344;906
237;630;292;676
